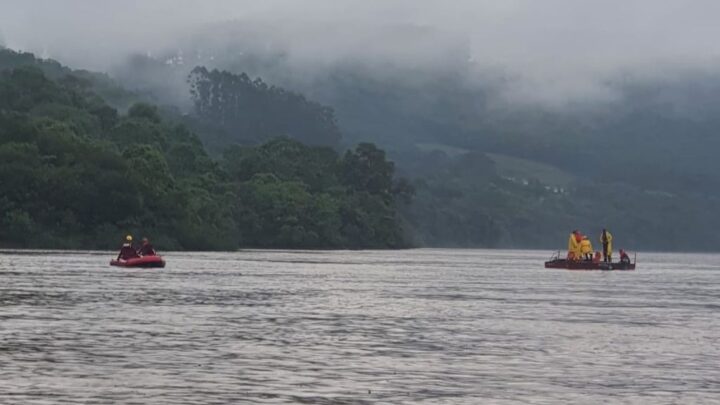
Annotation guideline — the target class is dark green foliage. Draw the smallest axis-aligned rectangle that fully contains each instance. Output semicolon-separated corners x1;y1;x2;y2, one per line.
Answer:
0;56;239;249
397;148;720;251
223;138;342;192
0;48;141;110
188;66;341;147
342;143;395;198
127;103;162;123
224;139;409;248
0;50;409;250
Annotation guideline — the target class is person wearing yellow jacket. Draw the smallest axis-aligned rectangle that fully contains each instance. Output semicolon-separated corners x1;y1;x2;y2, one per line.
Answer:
580;236;593;260
600;228;613;263
567;230;582;260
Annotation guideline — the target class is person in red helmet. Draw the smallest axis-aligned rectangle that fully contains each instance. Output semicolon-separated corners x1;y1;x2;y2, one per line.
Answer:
137;237;156;256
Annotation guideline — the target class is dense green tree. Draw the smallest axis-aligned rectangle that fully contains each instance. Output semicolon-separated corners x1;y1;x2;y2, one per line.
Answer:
188;66;341;147
225;139;410;249
222;138;340;191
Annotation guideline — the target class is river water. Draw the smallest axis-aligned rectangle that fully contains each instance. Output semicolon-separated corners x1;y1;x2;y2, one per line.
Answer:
0;249;718;404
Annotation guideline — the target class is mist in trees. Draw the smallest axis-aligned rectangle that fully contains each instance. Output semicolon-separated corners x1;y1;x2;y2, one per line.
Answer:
188;66;341;149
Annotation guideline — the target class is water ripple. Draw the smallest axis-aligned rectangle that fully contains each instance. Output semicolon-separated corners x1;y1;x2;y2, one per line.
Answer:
1;249;719;404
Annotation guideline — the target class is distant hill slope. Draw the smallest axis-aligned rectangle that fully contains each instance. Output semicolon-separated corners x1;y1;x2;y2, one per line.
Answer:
109;37;720;197
416;143;575;188
0;47;142;110
486;153;575;188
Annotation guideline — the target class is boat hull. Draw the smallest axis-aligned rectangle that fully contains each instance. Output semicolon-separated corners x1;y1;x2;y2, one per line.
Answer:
110;255;166;268
545;259;635;271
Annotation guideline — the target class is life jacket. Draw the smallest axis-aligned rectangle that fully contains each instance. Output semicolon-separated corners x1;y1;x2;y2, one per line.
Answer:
580;239;593;254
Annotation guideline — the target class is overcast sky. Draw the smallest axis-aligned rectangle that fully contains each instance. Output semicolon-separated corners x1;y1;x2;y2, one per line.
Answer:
2;0;720;103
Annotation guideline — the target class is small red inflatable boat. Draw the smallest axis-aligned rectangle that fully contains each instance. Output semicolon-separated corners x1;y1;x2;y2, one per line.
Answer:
110;255;166;268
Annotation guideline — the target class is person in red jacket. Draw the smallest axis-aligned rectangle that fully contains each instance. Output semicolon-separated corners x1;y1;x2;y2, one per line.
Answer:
117;235;139;260
619;249;631;264
138;237;156;256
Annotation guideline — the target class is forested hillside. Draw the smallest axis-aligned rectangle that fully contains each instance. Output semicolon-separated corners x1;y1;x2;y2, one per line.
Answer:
3;43;720;251
0;49;409;250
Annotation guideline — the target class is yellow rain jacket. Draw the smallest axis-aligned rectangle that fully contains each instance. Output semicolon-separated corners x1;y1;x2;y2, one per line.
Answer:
600;231;613;256
568;234;581;259
580;238;593;255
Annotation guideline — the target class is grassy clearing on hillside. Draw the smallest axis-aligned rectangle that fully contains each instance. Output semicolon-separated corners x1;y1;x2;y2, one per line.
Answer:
415;142;575;187
415;142;470;158
487;153;576;187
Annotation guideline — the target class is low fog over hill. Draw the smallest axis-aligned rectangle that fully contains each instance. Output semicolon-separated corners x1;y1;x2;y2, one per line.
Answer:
5;0;720;102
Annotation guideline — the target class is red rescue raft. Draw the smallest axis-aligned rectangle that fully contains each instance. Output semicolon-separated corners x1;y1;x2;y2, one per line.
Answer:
544;251;635;271
110;255;166;268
